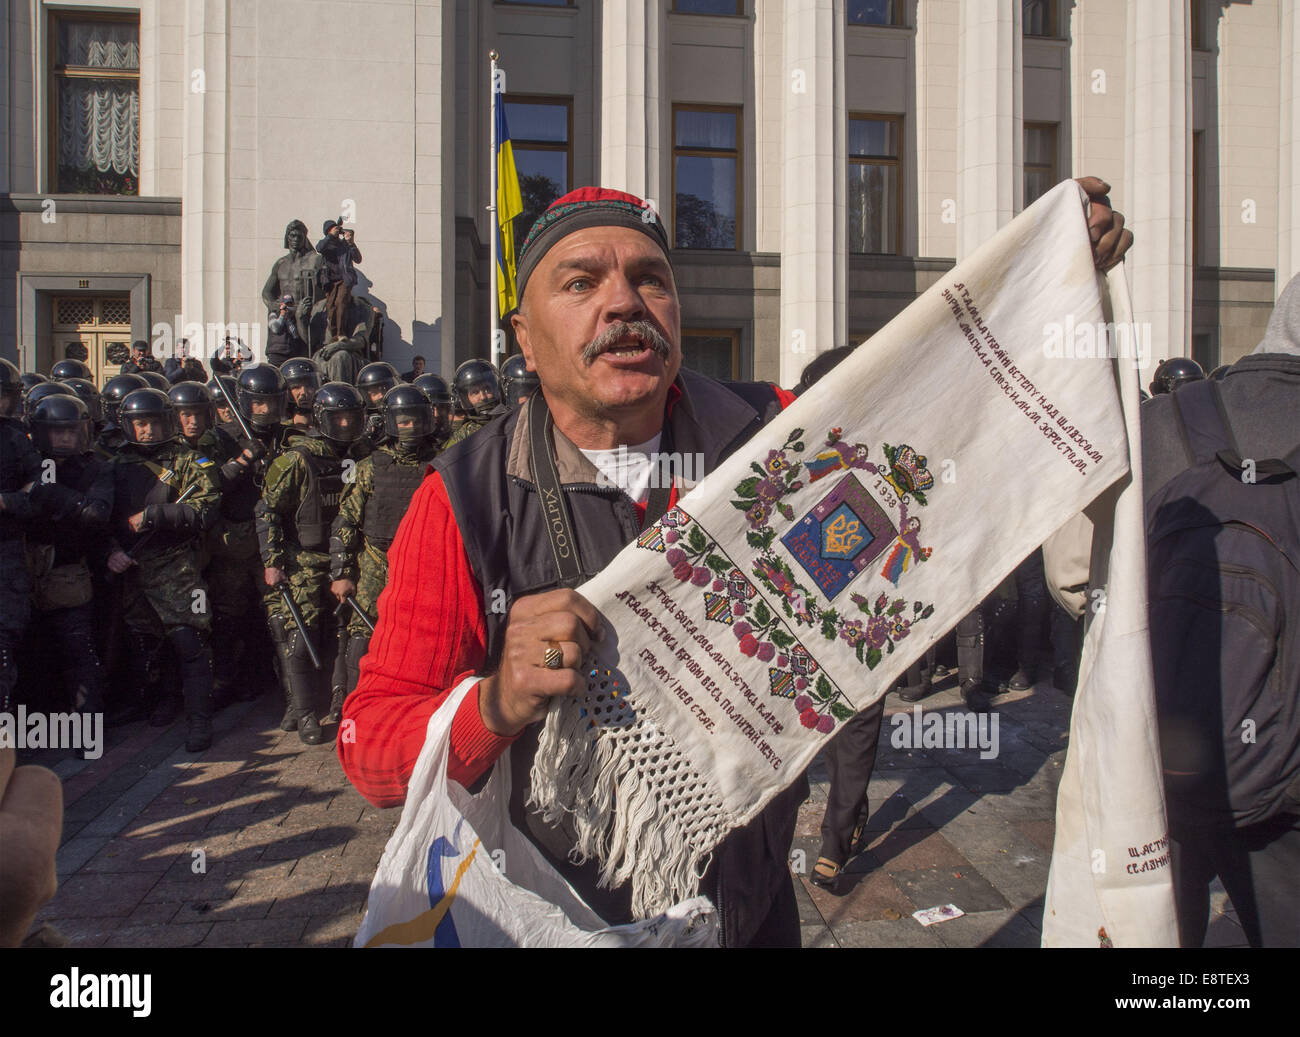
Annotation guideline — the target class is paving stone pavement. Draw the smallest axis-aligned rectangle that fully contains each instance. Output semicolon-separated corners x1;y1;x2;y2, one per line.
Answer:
32;694;400;949
791;677;1249;949
26;678;1247;949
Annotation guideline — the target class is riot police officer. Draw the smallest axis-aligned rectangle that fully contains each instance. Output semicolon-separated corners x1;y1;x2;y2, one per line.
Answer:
412;373;454;445
0;359;44;711
105;388;221;751
329;384;442;711
139;370;171;393
50;357;94;382
99;373;150;454
499;353;541;409
60;378;105;433
256;382;366;744
1149;357;1205;396
281;357;320;433
207;375;238;426
446;359;502;446
355;361;401;447
26;395;113;727
23;381;77;424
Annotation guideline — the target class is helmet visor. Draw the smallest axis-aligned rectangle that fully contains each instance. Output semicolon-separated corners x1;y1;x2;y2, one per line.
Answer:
384;405;435;443
238;387;286;427
34;418;91;457
320;406;364;443
124;411;180;446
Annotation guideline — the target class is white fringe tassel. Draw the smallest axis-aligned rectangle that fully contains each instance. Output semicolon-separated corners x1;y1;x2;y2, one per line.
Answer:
528;692;727;919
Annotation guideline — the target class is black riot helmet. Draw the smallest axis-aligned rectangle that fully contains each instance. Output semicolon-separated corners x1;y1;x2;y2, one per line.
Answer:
120;387;180;448
499;354;540;409
101;372;149;427
412;374;453;439
235;363;286;428
1;358;24;417
31;394;92;457
383;384;437;444
280;356;320;414
24;380;76;422
19;373;48;407
452;359;501;417
313;381;366;444
50;358;94;382
169;381;215;437
207;375;238;417
356;362;401;412
1149;357;1205;396
139;370;171;392
60;378;104;425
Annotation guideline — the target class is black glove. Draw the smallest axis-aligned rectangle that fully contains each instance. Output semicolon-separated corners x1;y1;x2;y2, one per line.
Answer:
239;438;268;464
27;481;84;522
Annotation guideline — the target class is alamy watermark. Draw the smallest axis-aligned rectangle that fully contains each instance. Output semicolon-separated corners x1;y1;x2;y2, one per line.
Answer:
889;704;999;760
1042;316;1151;370
591;449;708;492
0;708;103;760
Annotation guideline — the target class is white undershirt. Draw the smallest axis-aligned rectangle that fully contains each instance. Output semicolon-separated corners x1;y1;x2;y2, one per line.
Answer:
578;433;663;505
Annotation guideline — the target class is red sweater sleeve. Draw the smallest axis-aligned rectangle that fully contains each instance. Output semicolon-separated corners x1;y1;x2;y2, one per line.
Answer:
337;470;517;807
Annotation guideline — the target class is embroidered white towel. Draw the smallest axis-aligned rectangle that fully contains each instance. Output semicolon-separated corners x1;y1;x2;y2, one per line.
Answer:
521;180;1175;944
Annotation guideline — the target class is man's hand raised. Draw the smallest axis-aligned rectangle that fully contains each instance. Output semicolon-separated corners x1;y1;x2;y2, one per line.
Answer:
1075;176;1133;272
477;589;604;737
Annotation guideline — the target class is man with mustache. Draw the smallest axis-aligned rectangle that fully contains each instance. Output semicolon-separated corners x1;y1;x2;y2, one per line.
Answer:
339;182;1132;946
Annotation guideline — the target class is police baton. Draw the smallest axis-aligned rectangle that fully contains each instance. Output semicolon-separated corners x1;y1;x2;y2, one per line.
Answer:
124;482;200;561
277;581;323;670
334;593;376;636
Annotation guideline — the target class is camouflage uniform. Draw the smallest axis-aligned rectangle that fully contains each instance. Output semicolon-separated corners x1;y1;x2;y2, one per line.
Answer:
330;439;439;651
445;413;490;447
108;439;221;727
256;431;358;735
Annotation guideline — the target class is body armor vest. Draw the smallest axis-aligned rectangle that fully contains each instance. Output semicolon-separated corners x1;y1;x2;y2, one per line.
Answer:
290;443;346;550
363;449;433;549
112;451;181;547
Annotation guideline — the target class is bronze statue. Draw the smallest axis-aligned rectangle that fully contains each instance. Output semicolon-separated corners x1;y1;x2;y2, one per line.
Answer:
262;220;324;348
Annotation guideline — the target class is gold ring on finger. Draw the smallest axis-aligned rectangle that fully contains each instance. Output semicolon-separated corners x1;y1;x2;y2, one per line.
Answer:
543;642;564;670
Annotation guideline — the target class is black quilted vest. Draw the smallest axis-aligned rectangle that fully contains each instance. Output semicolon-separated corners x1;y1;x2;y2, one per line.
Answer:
289;441;347;550
434;371;808;946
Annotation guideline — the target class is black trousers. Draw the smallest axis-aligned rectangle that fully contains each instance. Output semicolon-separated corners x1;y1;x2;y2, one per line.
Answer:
1171;812;1300;947
817;698;887;866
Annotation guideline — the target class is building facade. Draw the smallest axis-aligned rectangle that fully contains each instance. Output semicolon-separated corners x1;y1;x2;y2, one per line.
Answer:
1;0;1290;386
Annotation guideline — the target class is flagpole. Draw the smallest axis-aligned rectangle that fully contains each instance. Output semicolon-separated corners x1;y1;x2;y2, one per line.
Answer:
489;50;501;369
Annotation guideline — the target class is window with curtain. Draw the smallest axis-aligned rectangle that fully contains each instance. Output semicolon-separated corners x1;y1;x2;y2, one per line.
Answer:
1023;123;1057;208
681;329;740;380
848;115;901;254
847;0;902;26
503;97;572;259
1022;0;1057;38
673;106;741;250
50;14;140;195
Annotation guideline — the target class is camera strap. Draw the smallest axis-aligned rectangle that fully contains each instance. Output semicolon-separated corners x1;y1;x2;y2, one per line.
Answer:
528;394;585;589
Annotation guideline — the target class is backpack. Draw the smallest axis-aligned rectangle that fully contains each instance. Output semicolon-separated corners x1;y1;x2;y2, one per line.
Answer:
1146;379;1300;828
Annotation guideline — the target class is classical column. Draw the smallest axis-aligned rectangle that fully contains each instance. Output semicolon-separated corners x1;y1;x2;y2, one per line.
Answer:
181;0;229;346
600;0;662;202
779;0;843;386
1124;0;1191;357
1278;0;1300;294
956;0;1022;260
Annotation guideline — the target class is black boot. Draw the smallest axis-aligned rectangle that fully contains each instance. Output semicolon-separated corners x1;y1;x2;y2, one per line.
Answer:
169;627;214;753
284;635;324;746
268;616;300;732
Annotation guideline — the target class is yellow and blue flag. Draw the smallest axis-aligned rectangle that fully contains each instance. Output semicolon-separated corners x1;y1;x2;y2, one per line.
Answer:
495;103;524;314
